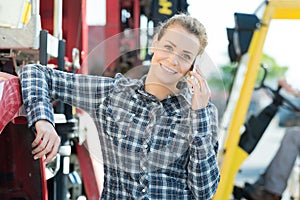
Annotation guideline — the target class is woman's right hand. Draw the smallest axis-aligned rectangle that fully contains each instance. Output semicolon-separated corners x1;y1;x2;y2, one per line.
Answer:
187;66;211;110
32;120;61;163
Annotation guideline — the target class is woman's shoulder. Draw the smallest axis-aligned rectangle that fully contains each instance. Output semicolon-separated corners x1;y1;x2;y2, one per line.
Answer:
114;73;144;89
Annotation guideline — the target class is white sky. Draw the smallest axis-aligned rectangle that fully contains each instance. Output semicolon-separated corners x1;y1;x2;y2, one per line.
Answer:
188;0;300;84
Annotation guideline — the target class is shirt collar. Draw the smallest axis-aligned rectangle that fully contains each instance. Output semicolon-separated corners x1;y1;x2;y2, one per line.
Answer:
115;73;192;105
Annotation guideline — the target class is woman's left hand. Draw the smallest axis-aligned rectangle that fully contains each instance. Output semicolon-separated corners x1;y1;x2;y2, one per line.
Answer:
187;66;211;110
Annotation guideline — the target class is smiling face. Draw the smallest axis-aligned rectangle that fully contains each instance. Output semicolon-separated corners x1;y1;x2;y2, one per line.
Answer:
149;25;200;86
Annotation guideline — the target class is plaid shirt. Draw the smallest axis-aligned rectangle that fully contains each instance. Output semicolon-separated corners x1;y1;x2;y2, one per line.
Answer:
20;64;220;199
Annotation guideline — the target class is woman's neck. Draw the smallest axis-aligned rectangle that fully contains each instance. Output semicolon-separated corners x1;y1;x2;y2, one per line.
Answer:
145;77;179;101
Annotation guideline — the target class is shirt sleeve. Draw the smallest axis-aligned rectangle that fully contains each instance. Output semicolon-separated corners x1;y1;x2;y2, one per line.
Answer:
19;64;114;127
187;102;220;199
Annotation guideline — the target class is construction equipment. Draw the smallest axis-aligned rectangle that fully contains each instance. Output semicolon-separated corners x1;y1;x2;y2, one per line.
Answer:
213;0;300;199
232;64;300;199
0;0;189;199
0;0;98;199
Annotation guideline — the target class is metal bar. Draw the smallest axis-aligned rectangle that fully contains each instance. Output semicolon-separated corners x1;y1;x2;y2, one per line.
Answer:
213;2;275;199
39;30;48;65
58;39;65;70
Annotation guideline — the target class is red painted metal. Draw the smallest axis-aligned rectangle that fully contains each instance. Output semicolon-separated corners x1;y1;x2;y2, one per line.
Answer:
40;0;88;74
0;120;47;200
75;142;100;199
104;0;121;71
133;0;140;29
0;73;48;200
80;0;88;74
0;73;22;133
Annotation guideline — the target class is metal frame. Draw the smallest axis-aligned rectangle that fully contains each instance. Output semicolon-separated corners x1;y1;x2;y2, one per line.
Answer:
213;1;300;199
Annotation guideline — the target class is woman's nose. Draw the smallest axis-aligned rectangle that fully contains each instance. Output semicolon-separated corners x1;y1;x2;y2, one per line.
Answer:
169;53;179;66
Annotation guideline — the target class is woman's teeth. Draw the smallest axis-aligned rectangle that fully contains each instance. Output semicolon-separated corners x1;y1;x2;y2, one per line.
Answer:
161;64;176;74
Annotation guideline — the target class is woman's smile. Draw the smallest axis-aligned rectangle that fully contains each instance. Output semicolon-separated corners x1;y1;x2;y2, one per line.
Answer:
160;64;177;75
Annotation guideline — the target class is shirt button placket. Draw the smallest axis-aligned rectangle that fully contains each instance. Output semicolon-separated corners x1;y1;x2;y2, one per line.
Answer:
139;159;149;197
143;144;148;149
141;185;148;199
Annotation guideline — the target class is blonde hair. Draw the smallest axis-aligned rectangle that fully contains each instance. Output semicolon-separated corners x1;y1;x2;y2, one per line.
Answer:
156;13;208;55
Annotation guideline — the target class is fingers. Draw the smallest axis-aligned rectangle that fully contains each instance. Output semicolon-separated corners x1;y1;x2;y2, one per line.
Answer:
189;66;210;95
187;65;211;110
31;131;43;148
44;136;61;163
32;133;61;163
32;120;61;163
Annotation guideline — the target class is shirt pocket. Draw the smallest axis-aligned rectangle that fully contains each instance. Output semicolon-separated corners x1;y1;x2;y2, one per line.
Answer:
148;117;190;169
154;116;190;147
104;106;134;139
168;118;190;151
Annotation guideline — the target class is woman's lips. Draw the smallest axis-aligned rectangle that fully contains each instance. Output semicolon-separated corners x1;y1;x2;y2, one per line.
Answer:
160;64;177;74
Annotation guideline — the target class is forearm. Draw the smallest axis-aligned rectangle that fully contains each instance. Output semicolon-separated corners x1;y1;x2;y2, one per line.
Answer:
188;103;220;198
20;64;55;127
188;143;220;199
20;64;112;127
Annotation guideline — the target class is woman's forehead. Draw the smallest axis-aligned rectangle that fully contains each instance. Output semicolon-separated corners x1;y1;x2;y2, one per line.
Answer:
161;25;200;54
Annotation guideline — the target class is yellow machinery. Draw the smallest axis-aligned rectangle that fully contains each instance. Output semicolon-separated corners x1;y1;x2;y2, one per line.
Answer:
213;0;300;199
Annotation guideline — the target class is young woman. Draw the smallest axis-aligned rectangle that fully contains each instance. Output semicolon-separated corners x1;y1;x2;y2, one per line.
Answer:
20;13;220;199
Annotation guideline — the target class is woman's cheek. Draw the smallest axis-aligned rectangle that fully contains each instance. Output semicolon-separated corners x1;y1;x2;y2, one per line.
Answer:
180;64;192;75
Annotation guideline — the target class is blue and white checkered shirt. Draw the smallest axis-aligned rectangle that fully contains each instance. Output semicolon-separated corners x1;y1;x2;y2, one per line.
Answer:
20;64;220;199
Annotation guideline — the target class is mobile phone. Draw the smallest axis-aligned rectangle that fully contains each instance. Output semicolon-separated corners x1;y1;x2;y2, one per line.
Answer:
188;59;197;94
190;59;196;72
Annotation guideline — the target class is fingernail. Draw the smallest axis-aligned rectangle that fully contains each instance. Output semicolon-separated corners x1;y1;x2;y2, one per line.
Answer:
34;156;38;160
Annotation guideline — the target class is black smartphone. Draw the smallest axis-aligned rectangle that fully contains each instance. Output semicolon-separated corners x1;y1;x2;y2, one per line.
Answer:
187;59;197;94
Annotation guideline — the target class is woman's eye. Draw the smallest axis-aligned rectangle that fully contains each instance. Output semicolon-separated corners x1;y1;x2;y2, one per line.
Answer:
182;54;191;60
164;45;173;51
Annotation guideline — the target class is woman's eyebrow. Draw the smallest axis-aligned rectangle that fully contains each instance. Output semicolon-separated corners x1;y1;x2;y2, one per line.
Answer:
182;49;193;55
165;40;193;55
165;40;177;47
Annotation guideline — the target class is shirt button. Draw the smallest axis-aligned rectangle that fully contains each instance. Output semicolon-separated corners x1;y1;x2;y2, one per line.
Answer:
192;112;197;118
142;188;147;193
143;144;148;149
